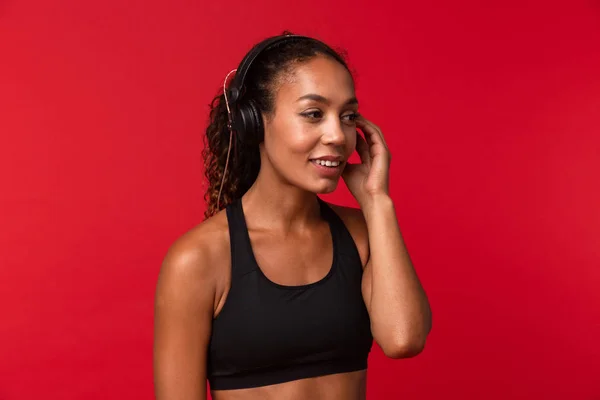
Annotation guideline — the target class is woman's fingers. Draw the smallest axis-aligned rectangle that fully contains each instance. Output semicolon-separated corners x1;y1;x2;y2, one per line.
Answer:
354;131;371;166
356;115;389;153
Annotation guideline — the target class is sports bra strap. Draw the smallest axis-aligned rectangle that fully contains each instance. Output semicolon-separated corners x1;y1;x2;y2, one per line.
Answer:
225;198;257;277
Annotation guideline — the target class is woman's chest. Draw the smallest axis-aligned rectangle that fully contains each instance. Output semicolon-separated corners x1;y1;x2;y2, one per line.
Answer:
210;273;371;369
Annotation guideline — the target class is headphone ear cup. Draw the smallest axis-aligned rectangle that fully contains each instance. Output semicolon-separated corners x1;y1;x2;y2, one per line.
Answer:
234;100;263;143
232;103;247;141
247;100;263;141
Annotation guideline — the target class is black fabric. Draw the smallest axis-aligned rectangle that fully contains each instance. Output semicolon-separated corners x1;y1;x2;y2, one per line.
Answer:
207;197;373;390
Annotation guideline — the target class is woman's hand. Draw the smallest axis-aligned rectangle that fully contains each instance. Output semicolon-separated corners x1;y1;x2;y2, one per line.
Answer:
342;115;392;208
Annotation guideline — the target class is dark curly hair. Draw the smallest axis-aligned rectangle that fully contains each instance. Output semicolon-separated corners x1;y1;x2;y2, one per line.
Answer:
201;32;352;219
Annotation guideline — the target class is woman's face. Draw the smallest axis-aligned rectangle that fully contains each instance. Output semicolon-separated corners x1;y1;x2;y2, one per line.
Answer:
260;55;358;194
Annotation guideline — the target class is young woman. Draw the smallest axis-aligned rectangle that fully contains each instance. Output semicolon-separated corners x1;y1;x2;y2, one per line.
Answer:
153;33;432;400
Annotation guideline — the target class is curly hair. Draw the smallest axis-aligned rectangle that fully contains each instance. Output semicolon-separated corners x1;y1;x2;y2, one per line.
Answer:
201;32;351;220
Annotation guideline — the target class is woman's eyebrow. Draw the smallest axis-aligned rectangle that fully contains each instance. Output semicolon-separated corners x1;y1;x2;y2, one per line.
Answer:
296;93;359;106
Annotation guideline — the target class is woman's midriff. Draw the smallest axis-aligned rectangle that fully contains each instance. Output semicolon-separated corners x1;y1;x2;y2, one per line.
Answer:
211;369;367;400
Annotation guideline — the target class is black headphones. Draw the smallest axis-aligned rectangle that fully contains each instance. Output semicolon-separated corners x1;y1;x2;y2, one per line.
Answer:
225;34;318;142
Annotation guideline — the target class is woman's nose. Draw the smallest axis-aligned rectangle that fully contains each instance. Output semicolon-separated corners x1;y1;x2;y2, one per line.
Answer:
322;119;347;145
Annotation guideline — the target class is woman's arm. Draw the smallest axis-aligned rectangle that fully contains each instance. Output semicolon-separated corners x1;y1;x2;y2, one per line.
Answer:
361;195;432;358
342;115;431;359
153;236;216;400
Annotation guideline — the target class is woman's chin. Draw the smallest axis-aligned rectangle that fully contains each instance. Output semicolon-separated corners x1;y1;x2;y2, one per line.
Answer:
311;180;339;194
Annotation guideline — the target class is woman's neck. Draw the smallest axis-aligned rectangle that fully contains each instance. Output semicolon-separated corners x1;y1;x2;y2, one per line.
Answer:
241;166;322;233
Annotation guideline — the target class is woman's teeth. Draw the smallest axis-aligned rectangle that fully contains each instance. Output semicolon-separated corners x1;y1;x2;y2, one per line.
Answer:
314;160;340;167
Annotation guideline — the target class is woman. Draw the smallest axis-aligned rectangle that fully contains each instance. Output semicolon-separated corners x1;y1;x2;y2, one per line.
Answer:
153;32;432;400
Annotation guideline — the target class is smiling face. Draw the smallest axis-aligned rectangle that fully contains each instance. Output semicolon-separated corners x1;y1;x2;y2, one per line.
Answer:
260;54;359;194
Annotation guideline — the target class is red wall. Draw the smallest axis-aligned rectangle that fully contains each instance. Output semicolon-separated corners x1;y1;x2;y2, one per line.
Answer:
1;1;599;399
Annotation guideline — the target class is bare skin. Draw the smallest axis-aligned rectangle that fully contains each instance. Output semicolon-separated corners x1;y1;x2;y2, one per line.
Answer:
211;370;367;400
153;54;431;400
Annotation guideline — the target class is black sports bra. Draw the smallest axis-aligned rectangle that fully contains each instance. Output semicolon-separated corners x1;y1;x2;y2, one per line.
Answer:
207;197;373;390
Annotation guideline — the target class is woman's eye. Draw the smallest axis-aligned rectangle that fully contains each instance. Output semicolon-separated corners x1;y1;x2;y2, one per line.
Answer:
342;113;359;122
301;111;358;122
302;110;323;119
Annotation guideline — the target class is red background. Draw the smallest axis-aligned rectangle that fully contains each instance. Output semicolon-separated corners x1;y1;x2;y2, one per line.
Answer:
1;1;599;399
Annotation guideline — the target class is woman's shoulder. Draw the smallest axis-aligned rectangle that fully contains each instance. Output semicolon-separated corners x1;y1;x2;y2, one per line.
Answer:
325;201;370;267
326;201;366;227
158;209;231;295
